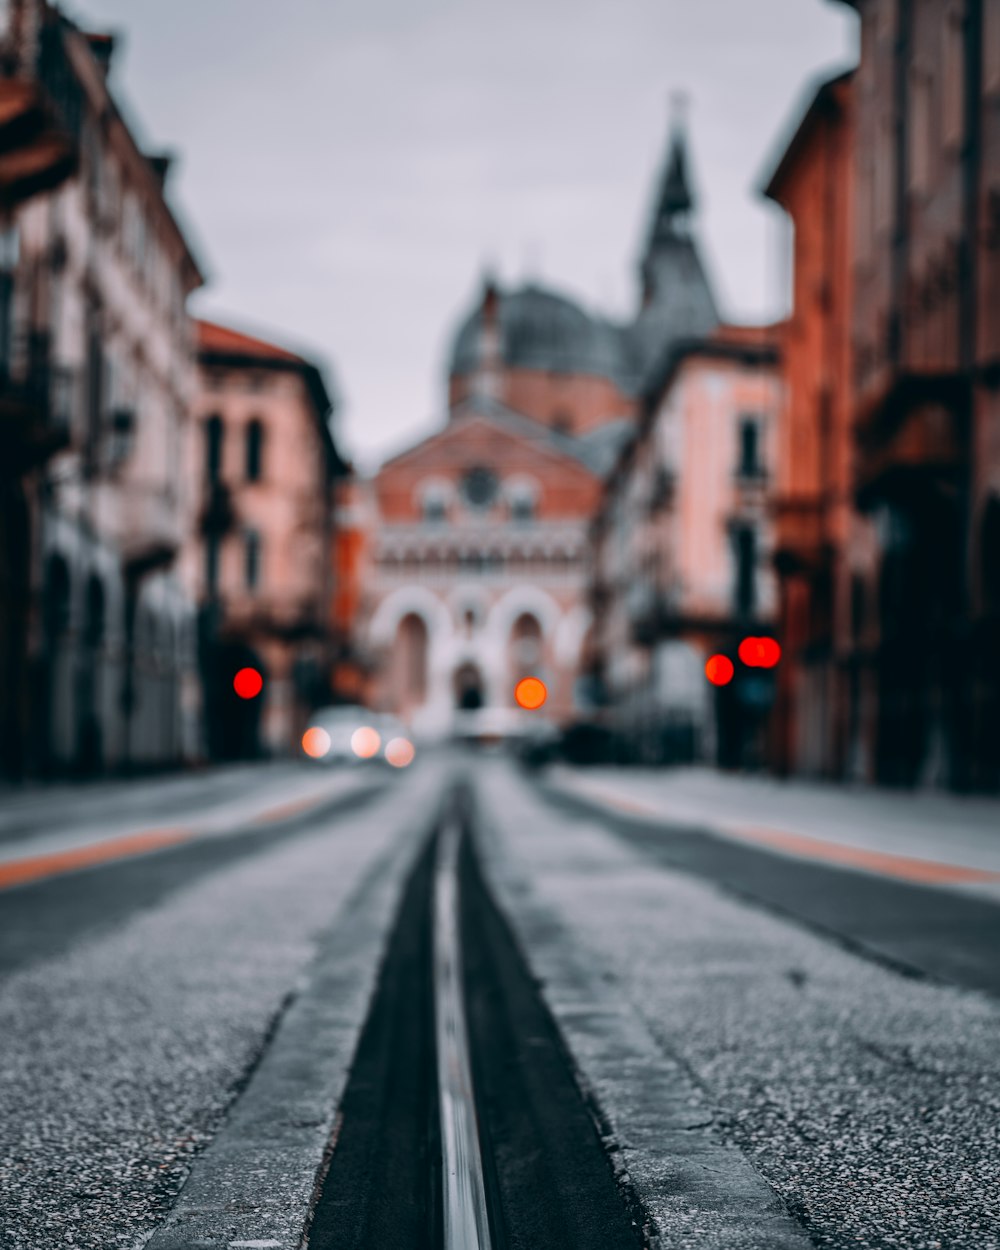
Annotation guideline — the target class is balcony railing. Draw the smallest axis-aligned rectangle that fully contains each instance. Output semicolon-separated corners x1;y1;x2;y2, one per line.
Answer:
0;331;75;469
0;15;80;208
119;482;182;578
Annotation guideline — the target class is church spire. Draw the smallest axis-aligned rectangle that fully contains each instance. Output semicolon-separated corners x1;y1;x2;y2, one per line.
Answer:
633;92;718;376
647;92;695;250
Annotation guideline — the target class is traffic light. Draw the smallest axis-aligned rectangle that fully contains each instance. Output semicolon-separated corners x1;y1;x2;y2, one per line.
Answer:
738;636;781;669
233;667;263;699
705;654;735;686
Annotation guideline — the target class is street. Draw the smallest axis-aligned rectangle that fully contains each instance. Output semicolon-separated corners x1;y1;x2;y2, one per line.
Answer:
1;753;998;1250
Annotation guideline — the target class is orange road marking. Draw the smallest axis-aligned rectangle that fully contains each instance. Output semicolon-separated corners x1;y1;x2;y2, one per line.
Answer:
726;825;1000;886
576;783;1000;887
252;793;330;825
0;827;192;891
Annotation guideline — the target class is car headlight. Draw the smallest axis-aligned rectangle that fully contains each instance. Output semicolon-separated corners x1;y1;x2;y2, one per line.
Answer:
351;725;382;759
384;736;415;768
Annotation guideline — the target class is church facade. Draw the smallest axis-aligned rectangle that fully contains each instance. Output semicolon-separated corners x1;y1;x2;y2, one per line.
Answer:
361;116;718;735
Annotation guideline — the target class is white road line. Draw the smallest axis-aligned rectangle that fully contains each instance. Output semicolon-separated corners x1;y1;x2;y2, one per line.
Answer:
434;814;493;1250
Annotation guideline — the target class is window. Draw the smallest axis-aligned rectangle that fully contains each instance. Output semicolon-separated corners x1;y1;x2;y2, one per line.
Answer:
511;493;535;522
420;480;450;522
83;576;106;649
44;555;71;639
205;415;224;484
942;4;964;149
552;410;573;436
244;529;261;590
423;493;447;523
908;67;933;195
507;476;539;522
737;417;763;479
851;574;867;642
246;419;264;482
0;225;17;380
734;526;757;618
462;466;499;510
987;0;1000;94
205;535;220;593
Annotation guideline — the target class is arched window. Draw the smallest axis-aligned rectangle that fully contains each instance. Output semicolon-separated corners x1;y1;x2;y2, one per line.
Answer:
418;479;451;523
737;416;762;479
506;476;539;523
83;574;105;649
395;613;429;705
509;612;543;679
244;528;262;590
44;554;71;639
205;414;224;483
245;418;264;482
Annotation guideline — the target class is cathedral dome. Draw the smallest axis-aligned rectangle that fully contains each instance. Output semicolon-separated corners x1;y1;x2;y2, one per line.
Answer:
449;282;628;385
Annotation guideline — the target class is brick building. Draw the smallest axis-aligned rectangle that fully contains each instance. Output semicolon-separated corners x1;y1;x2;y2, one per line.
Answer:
184;320;346;759
762;70;857;778
832;0;1000;789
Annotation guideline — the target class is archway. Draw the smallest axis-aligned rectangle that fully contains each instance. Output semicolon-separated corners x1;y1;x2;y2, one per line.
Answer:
76;573;106;774
507;612;543;701
454;662;484;710
392;612;429;715
42;553;72;773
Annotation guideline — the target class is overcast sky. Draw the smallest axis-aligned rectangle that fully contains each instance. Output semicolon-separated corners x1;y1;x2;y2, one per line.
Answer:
70;0;857;471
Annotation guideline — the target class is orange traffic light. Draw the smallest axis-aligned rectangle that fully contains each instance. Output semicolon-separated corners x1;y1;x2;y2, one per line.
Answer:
705;654;734;686
233;667;263;699
514;676;548;709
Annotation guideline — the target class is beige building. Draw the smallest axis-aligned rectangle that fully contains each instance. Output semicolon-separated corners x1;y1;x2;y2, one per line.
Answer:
3;8;204;774
184;320;344;759
592;327;782;765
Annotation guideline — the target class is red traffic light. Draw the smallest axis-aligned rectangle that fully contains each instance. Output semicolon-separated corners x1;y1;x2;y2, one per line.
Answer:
705;654;735;686
233;667;263;699
738;636;781;669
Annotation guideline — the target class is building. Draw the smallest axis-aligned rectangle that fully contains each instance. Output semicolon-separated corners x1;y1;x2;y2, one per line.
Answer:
1;0;80;777
185;320;346;759
2;6;204;776
761;70;857;779
835;0;1000;789
361;112;719;734
591;326;782;765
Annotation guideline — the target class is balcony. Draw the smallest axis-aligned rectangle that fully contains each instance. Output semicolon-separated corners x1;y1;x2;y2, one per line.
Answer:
626;580;664;647
0;20;81;209
0;332;75;471
648;465;676;512
119;482;182;579
772;497;829;576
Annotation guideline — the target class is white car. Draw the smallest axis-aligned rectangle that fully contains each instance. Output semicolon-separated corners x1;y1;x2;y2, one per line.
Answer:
301;706;416;768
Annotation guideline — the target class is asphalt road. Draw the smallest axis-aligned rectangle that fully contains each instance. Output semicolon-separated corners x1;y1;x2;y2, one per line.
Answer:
1;752;998;1250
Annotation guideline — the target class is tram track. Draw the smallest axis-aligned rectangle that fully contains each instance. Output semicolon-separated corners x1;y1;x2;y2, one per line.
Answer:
309;781;647;1250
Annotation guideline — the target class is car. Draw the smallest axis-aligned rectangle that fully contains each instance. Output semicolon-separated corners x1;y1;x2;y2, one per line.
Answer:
300;706;416;768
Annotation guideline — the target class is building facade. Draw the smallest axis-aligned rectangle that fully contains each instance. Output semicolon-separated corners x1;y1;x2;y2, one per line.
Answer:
2;7;204;776
361;114;719;735
366;383;606;732
185;320;345;759
591;328;782;765
836;0;1000;789
762;70;859;779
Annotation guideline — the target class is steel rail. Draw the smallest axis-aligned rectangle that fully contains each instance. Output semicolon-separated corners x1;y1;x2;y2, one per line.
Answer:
434;813;493;1250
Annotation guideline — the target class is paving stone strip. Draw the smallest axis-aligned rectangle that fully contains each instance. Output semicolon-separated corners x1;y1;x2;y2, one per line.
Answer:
471;769;816;1250
145;772;450;1250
